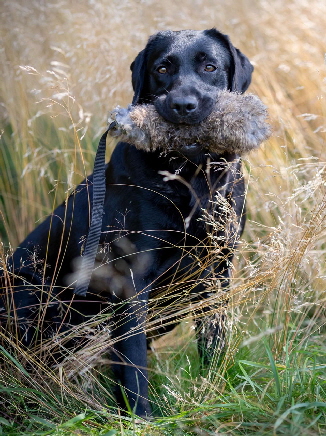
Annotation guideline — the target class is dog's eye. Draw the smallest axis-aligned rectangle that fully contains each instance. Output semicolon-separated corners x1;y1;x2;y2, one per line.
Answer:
157;66;167;74
204;64;217;72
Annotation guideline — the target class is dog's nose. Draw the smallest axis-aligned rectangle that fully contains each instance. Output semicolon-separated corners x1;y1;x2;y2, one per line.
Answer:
170;96;198;116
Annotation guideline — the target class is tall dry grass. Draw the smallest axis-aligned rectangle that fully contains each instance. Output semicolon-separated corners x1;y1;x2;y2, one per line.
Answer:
0;0;326;432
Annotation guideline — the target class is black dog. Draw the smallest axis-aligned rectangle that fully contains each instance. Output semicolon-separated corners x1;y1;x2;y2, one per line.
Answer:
0;29;253;417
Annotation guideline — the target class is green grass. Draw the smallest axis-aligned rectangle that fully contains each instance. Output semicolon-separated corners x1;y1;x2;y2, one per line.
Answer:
1;0;326;434
1;337;326;435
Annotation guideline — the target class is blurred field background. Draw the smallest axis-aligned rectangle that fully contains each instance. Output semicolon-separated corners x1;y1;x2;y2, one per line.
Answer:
0;0;326;434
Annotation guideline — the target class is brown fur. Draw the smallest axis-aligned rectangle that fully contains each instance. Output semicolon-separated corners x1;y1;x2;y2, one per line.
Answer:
109;90;271;154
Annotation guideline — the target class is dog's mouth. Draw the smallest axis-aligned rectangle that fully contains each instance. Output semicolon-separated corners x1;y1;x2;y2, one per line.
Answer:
108;90;271;156
179;143;203;157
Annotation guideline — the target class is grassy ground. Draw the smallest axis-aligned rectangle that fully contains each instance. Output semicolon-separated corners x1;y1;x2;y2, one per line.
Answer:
1;0;326;434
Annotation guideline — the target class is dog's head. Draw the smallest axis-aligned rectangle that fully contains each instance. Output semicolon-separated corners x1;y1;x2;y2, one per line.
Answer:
130;29;253;126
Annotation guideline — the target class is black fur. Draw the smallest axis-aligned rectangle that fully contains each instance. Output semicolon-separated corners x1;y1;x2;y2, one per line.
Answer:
0;29;253;417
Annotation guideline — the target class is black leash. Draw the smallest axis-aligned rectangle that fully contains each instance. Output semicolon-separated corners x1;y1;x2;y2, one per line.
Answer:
74;124;116;297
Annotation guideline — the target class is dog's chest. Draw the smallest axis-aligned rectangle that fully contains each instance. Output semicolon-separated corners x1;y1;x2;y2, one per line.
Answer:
161;173;214;247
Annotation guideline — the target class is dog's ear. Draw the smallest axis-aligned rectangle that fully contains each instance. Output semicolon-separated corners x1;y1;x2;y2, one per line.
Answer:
130;48;149;105
131;32;173;105
205;28;254;93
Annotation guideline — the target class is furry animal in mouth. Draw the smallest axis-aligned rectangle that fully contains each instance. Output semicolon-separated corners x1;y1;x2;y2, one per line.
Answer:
0;28;270;418
109;89;270;154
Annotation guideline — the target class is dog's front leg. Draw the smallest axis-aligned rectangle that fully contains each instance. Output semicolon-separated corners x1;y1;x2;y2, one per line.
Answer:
195;264;230;367
196;304;227;367
110;283;150;418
